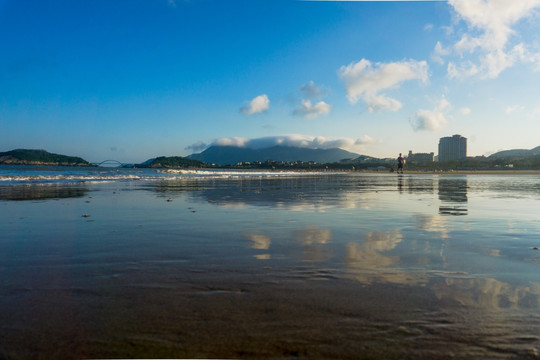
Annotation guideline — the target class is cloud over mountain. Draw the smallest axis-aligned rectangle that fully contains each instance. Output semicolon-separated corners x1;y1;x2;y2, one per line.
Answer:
338;58;428;112
184;141;208;152
190;134;377;153
355;135;377;146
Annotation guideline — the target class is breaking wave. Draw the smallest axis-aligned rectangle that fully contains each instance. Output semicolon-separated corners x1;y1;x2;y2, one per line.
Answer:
0;166;343;185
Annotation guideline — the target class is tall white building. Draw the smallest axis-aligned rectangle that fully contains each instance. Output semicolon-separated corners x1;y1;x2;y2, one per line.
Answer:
438;135;467;162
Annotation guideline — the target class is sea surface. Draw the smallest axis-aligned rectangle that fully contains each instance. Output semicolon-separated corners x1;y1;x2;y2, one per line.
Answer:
1;165;540;359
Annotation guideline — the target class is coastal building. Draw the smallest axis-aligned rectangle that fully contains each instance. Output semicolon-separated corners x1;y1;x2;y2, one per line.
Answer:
438;134;467;162
407;150;434;163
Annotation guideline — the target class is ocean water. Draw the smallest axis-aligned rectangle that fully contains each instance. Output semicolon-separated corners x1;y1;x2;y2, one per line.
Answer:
1;166;540;359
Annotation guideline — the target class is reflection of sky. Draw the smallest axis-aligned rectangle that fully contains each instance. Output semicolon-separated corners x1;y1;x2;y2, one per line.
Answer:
343;226;540;310
3;172;540;357
244;231;273;260
415;214;450;239
344;229;427;285
433;277;540;311
294;225;333;262
350;229;402;262
245;232;271;250
4;174;540;306
294;225;332;246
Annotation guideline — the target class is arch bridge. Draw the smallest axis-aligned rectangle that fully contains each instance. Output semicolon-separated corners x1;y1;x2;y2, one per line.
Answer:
94;160;128;167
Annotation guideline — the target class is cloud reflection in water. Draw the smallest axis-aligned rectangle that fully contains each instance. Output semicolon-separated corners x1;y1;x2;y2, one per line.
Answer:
244;231;272;260
294;225;333;262
344;229;427;285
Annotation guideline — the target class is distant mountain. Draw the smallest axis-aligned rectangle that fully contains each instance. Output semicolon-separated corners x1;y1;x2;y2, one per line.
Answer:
136;156;204;168
0;149;90;166
187;145;360;165
489;146;540;158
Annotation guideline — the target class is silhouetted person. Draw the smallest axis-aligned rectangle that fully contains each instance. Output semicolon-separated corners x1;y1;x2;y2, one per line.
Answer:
397;153;404;174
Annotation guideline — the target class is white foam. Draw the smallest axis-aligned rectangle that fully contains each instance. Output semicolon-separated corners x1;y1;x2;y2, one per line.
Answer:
0;168;345;185
159;169;341;178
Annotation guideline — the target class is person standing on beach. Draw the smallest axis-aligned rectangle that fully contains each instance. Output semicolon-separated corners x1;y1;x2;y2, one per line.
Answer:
397;153;404;174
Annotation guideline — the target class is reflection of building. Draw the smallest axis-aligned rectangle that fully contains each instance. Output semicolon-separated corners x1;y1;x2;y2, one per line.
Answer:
407;150;434;163
438;134;467;162
438;177;468;216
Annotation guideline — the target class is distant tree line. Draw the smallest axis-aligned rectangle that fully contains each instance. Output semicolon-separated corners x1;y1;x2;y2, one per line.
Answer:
135;156;205;169
403;155;540;171
207;155;540;171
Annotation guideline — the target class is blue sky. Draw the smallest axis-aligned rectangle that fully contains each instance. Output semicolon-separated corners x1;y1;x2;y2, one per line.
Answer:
1;0;540;163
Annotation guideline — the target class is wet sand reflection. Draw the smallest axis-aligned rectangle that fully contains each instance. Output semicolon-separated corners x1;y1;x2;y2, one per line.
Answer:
294;225;333;262
439;177;468;215
2;173;540;358
344;229;427;285
0;184;89;201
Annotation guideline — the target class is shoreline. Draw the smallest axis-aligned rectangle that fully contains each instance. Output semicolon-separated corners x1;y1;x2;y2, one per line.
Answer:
379;169;540;175
355;170;540;175
3;163;540;175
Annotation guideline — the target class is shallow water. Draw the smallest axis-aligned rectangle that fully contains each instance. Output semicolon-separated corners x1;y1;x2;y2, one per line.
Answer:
1;169;540;359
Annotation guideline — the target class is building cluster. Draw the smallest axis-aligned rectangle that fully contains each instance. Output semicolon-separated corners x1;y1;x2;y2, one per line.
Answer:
407;134;467;163
407;150;434;163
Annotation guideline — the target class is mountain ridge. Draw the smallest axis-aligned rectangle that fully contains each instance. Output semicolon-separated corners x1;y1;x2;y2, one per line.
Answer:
187;145;361;165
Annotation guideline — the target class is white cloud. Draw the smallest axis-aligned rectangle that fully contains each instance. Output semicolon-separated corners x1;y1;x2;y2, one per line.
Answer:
338;58;428;112
185;141;208;152
410;98;450;132
505;105;525;114
240;94;270;115
443;0;540;78
432;41;451;65
213;137;250;147
410;109;448;132
299;81;324;99
450;0;540;52
459;107;471;115
437;97;451;111
366;95;402;112
447;60;479;79
293;99;332;119
355;135;377;146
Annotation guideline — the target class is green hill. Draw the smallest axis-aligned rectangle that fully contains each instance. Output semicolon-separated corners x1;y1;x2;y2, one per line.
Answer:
489;146;540;158
137;156;204;169
0;149;91;166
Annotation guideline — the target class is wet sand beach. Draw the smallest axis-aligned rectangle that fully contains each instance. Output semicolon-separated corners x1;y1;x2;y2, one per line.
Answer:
1;171;540;359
